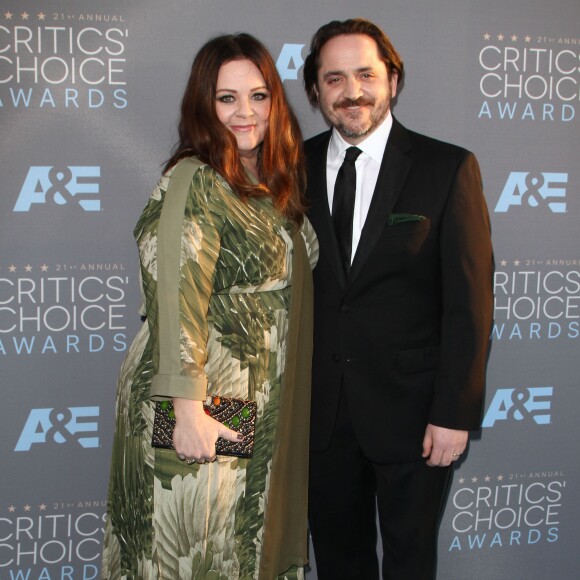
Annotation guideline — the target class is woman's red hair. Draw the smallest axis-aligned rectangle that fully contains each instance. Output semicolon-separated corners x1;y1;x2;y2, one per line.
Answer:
165;33;306;223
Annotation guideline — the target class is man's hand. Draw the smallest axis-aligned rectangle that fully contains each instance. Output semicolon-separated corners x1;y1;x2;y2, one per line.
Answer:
422;424;468;467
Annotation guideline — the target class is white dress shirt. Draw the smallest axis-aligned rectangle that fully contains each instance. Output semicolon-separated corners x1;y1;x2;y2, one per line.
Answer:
326;112;393;263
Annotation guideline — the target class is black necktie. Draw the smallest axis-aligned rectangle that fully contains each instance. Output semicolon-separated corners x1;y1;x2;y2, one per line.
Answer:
332;146;362;275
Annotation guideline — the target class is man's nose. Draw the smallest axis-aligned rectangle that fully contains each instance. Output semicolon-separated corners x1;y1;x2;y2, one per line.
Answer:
344;77;363;100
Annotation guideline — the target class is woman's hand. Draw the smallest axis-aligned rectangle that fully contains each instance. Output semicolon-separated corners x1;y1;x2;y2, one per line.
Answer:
172;397;241;463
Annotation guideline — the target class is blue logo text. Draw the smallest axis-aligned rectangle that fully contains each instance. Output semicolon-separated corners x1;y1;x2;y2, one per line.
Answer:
14;166;101;212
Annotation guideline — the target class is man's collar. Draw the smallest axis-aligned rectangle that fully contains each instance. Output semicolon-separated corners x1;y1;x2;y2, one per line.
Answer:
328;111;393;163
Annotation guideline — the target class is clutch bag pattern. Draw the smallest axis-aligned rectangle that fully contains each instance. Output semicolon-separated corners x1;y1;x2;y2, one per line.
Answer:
152;396;257;458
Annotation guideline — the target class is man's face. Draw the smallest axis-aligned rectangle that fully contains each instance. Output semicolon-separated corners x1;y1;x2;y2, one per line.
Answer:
315;34;397;145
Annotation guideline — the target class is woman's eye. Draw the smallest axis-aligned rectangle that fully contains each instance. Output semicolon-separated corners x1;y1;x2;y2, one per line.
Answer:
217;94;235;103
252;92;269;101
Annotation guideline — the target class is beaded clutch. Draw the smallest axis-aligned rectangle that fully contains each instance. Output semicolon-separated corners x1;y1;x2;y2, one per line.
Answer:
152;396;257;458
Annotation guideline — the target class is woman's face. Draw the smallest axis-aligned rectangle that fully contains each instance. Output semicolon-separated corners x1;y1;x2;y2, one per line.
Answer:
215;59;271;167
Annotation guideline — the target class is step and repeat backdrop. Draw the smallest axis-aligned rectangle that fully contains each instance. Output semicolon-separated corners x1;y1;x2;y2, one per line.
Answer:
1;0;578;578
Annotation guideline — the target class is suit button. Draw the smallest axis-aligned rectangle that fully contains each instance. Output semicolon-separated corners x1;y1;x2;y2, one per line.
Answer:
340;304;349;313
332;353;341;362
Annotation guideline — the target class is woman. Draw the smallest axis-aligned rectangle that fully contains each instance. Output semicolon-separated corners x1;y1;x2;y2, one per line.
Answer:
102;33;317;579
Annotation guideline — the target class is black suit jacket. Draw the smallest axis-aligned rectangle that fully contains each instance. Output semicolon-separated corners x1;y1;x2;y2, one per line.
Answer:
305;118;494;463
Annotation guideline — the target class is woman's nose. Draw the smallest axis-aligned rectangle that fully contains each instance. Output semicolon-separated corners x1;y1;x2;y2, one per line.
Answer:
235;97;254;117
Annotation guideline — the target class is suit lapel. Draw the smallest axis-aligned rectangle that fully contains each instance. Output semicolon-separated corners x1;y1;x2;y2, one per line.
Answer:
306;133;347;286
349;119;413;282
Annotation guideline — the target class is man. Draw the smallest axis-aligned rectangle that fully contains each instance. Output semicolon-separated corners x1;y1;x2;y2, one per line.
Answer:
303;19;493;579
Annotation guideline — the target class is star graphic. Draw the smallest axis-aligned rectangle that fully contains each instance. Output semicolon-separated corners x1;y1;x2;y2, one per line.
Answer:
514;259;520;266
21;11;29;20
471;476;478;483
9;264;16;272
511;35;518;42
25;264;33;272
8;506;16;512
483;33;491;40
39;504;47;511
497;474;504;481
5;11;13;19
458;477;465;484
24;504;31;512
484;475;491;482
525;35;531;43
38;12;46;20
497;33;504;41
41;264;49;271
500;259;507;267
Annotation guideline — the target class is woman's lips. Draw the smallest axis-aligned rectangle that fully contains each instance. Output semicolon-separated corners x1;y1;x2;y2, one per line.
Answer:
230;125;255;132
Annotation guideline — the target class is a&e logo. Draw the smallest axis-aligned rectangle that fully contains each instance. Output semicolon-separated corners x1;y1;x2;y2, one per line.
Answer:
13;166;101;212
14;406;100;451
495;172;567;213
276;44;305;82
482;387;553;428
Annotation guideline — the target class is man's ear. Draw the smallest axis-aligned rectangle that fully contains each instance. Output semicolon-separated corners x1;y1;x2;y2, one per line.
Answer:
390;70;398;99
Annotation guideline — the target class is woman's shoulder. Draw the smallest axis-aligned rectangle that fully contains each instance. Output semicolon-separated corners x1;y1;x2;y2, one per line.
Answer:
158;157;230;200
164;156;207;182
134;158;227;239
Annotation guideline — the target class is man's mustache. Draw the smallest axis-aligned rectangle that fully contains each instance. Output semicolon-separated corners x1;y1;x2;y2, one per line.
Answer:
334;97;375;109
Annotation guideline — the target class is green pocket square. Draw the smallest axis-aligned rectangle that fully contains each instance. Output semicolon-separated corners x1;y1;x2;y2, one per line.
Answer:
387;213;427;226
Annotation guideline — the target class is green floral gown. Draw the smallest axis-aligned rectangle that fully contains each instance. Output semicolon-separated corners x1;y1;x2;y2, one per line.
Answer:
102;159;318;579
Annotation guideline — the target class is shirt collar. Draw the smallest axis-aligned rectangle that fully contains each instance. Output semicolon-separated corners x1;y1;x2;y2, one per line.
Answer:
328;111;393;163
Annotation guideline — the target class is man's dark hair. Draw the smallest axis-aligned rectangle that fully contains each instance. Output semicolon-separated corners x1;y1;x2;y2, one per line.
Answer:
303;18;404;106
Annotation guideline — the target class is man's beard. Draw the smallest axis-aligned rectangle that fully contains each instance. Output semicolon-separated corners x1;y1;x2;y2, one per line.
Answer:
324;96;390;140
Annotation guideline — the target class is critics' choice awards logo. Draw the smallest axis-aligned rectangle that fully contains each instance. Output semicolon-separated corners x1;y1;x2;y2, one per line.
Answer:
0;10;128;109
0;264;129;355
14;407;99;451
483;387;552;428
1;501;105;572
14;166;101;212
495;172;567;213
492;260;580;340
448;472;565;551
477;32;580;122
